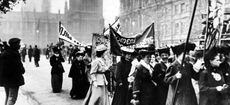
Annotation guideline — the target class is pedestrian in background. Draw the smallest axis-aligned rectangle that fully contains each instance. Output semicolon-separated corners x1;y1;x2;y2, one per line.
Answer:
20;45;27;62
49;46;65;93
33;45;40;67
82;44;110;105
28;45;33;62
0;38;25;105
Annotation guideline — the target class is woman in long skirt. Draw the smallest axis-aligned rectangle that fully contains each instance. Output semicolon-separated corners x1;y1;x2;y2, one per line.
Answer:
82;44;110;105
49;46;65;93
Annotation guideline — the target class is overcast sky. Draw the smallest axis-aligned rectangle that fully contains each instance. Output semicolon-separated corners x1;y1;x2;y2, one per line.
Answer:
13;0;120;26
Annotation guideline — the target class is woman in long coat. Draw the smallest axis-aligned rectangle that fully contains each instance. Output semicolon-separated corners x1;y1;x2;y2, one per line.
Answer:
199;46;230;105
68;51;89;99
164;43;198;105
49;47;65;93
133;49;159;105
112;47;134;105
82;44;110;105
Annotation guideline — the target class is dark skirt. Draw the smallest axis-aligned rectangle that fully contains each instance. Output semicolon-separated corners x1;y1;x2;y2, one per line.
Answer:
112;83;131;105
70;78;89;99
51;74;63;93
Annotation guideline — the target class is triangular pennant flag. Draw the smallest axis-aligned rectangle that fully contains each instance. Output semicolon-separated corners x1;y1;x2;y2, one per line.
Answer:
135;23;155;45
110;26;122;56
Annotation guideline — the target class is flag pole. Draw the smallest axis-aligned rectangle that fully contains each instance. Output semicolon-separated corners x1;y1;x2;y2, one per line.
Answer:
172;0;198;105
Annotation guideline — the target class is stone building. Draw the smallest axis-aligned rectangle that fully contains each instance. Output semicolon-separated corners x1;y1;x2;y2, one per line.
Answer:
0;0;64;48
0;0;104;48
119;0;227;48
65;0;104;44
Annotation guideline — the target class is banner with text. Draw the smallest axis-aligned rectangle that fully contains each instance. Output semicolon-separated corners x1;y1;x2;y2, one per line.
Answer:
59;21;84;46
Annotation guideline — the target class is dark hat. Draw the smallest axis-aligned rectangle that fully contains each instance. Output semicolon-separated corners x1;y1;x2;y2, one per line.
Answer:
218;44;230;55
193;50;204;59
157;47;170;56
171;42;196;56
8;38;21;45
204;46;220;67
52;47;59;53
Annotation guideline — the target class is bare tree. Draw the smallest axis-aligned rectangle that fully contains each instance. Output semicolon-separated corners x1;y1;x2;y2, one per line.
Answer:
0;0;26;14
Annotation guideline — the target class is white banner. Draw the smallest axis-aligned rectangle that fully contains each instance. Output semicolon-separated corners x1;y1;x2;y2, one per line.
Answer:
59;22;84;46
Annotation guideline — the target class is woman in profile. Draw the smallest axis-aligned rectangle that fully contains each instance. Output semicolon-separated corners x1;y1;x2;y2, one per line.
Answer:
82;44;110;105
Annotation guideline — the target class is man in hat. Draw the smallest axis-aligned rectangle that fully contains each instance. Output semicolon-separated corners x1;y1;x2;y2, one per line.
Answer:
153;47;170;105
112;46;135;105
164;42;199;105
0;38;25;105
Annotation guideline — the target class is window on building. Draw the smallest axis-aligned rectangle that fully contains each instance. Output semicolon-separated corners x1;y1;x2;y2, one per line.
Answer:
175;23;180;34
181;3;186;13
174;4;179;14
181;22;184;34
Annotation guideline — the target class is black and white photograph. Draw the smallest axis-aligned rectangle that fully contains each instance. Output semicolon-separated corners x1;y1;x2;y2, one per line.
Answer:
1;0;230;105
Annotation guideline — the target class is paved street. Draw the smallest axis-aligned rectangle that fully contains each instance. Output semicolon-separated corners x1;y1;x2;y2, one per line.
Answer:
1;55;84;105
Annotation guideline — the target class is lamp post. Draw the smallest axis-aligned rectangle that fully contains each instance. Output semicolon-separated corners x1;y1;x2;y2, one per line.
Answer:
36;29;39;47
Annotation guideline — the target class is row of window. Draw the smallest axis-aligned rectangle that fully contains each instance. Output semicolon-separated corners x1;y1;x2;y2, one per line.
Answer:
161;21;188;37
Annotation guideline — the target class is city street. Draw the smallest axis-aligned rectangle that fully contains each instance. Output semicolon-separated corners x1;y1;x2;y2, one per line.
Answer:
0;55;84;105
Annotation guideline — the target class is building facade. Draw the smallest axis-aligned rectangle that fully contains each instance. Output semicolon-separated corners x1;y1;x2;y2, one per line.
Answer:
65;0;104;44
119;0;208;48
0;0;64;48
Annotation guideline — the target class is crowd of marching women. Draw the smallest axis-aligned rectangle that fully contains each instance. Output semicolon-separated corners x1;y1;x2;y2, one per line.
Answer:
48;41;230;105
3;37;230;105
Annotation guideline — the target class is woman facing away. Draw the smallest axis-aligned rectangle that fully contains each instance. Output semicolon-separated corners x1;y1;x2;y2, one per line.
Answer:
82;44;110;105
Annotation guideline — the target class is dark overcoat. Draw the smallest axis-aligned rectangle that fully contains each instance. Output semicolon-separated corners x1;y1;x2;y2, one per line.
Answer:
133;63;159;105
164;60;198;105
33;48;40;61
50;55;65;74
199;66;230;105
220;61;230;96
112;58;132;105
0;48;25;87
68;59;89;98
153;62;169;105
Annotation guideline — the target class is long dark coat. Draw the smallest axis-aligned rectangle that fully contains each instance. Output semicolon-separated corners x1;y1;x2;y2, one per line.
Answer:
133;62;159;105
153;62;169;105
164;60;198;105
220;61;230;96
28;48;33;57
68;59;89;99
0;48;25;87
112;58;132;105
50;54;65;92
33;48;40;61
199;66;230;105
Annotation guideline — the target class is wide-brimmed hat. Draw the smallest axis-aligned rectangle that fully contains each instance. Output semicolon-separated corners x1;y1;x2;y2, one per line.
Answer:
96;44;107;52
8;38;21;45
157;47;170;56
171;42;196;56
121;46;135;54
